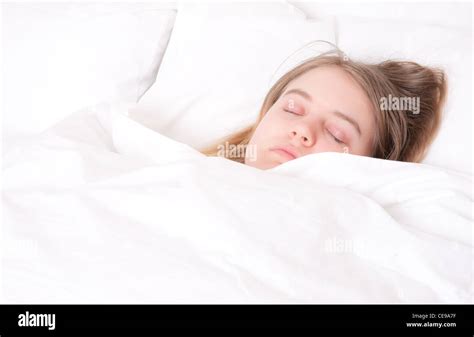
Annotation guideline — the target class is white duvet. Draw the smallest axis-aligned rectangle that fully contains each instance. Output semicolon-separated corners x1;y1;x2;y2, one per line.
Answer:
2;102;472;303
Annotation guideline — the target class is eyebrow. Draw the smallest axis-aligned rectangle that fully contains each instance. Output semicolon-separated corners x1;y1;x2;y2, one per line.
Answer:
282;88;362;137
283;88;313;102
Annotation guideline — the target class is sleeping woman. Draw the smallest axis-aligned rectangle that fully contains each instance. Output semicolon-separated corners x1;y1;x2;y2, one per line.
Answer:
201;48;447;170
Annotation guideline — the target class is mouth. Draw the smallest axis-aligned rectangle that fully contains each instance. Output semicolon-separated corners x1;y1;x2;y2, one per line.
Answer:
270;146;298;161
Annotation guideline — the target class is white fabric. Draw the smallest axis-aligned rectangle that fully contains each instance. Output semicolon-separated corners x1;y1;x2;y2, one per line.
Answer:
128;2;335;150
288;2;471;29
2;3;176;150
2;102;472;303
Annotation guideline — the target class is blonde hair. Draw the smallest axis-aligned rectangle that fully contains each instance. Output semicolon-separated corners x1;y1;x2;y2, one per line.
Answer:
201;50;447;164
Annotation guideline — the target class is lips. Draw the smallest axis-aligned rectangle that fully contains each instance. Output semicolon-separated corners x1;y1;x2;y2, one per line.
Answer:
270;146;299;161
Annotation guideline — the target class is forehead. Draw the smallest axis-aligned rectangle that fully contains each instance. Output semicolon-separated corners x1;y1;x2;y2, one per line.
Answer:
284;65;374;119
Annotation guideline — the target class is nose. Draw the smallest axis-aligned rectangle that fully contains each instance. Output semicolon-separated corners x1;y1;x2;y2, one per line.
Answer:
289;125;315;147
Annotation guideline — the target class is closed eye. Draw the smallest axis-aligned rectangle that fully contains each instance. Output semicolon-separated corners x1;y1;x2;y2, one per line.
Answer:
332;135;344;144
284;109;301;115
327;129;345;144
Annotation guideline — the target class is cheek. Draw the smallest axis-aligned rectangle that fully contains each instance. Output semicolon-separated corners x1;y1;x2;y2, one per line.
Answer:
359;137;375;156
310;141;341;154
249;115;278;144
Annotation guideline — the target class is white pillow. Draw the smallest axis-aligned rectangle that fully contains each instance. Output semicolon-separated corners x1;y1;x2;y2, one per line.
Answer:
330;16;472;175
288;1;471;30
2;3;176;149
128;2;336;150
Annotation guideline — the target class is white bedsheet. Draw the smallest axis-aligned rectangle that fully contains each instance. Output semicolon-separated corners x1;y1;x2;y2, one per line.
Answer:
2;102;472;303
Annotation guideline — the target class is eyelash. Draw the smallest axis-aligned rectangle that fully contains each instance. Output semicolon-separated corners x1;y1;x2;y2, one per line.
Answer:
331;134;344;144
284;109;345;145
283;109;300;115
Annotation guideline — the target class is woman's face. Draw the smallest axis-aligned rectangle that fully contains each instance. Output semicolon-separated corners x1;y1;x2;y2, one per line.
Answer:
245;65;376;170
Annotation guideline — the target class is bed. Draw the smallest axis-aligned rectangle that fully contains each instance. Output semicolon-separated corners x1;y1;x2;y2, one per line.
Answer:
2;1;472;303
